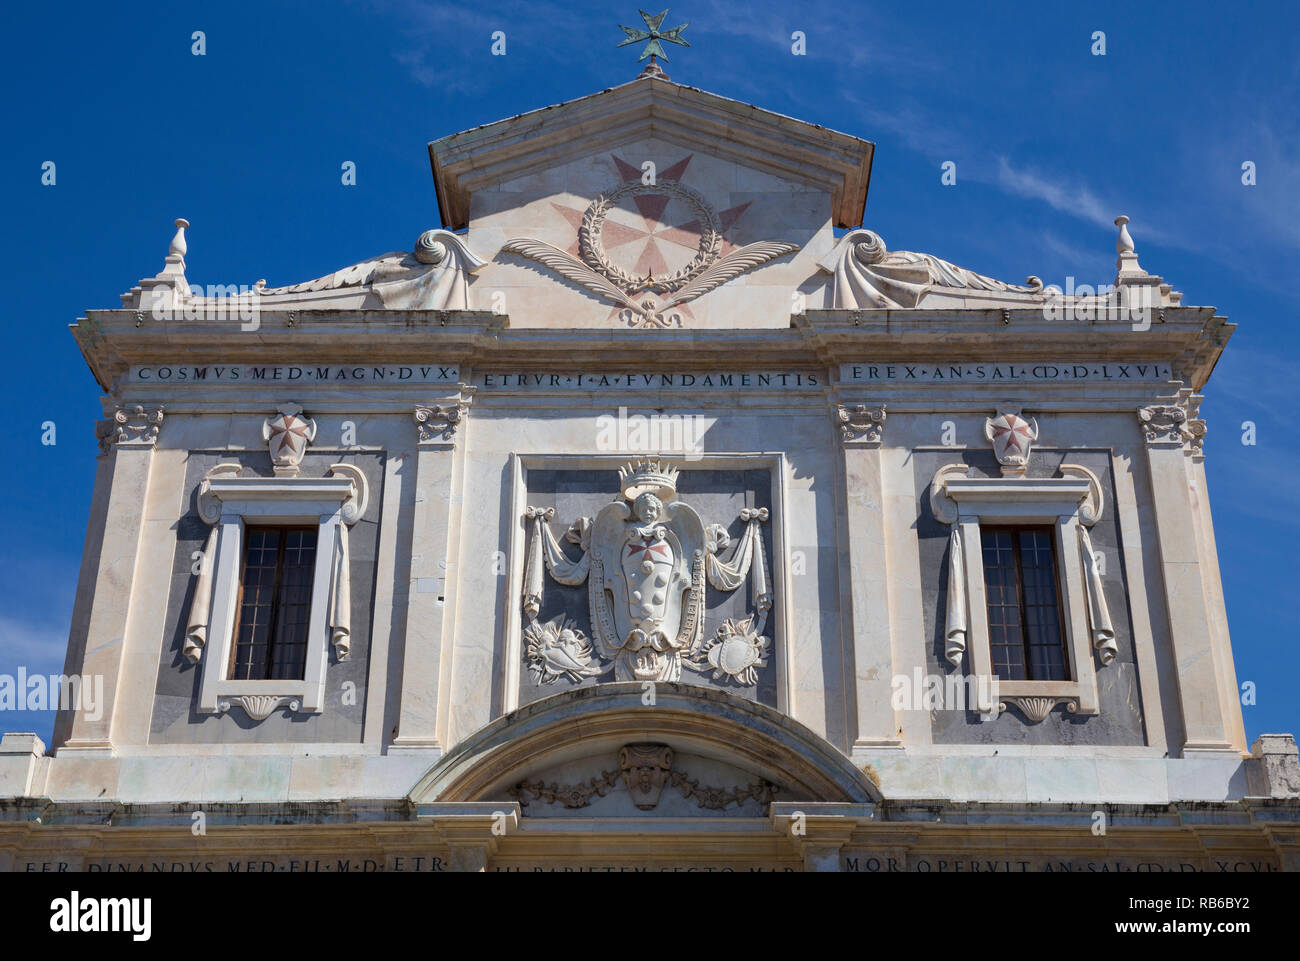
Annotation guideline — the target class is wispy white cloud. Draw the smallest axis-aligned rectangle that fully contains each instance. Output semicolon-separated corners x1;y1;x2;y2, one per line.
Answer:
993;157;1119;232
0;615;69;673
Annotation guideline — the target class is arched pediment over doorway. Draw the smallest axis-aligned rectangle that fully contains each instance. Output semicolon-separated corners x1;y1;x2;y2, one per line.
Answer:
409;682;881;816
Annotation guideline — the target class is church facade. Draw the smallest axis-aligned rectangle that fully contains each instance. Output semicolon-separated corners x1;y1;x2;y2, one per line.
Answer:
3;69;1299;872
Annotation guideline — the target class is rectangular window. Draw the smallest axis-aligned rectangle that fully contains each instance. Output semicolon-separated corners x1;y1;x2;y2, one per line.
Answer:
229;526;318;681
980;526;1069;682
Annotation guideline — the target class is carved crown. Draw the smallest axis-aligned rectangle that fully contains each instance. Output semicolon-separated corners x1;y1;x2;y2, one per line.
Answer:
618;459;680;502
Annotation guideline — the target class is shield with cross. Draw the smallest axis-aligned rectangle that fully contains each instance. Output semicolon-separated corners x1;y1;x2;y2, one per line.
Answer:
587;460;707;681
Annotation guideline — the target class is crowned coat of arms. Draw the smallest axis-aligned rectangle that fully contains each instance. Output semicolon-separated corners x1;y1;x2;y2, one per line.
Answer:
522;461;772;684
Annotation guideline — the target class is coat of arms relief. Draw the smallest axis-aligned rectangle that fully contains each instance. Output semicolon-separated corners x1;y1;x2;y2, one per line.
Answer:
521;461;773;686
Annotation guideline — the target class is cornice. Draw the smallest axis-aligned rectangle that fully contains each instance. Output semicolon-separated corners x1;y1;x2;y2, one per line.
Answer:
71;304;1235;395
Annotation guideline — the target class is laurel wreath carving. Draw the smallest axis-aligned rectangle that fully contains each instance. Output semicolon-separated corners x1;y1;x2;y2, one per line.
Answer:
579;180;722;294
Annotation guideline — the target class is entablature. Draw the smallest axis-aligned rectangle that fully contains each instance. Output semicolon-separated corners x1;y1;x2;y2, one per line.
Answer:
75;303;1232;397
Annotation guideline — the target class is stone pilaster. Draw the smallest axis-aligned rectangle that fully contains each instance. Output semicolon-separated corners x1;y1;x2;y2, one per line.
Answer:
1137;393;1238;756
57;405;164;754
835;405;901;754
390;394;472;754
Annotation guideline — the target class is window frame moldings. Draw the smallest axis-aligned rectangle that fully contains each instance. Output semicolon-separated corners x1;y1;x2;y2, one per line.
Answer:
185;460;368;721
930;460;1115;723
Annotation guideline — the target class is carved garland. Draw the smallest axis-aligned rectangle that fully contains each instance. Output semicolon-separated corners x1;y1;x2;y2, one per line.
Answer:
511;744;779;813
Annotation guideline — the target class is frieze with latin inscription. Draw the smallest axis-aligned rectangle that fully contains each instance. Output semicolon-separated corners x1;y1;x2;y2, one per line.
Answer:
842;855;1277;873
13;852;1281;873
475;371;820;390
127;364;460;384
840;362;1173;384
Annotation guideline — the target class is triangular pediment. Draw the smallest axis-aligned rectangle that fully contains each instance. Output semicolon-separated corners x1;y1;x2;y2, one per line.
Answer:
429;75;874;231
425;78;873;330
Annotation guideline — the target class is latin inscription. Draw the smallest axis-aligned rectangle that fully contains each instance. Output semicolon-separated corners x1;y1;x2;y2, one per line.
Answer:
840;362;1173;383
19;854;1277;873
127;365;459;384
475;372;820;389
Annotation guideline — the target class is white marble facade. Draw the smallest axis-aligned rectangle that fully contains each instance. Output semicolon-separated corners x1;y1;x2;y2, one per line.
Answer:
3;73;1298;873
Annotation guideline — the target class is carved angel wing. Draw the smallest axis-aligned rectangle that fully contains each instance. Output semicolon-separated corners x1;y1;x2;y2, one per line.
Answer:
663;241;799;308
500;239;638;310
665;501;707;561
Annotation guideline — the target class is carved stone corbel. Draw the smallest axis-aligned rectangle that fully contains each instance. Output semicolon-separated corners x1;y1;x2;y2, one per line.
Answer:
328;462;370;524
1058;464;1104;525
196;462;243;525
929;463;968;526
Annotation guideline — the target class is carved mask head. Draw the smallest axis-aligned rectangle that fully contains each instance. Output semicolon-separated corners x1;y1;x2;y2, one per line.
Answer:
619;744;673;810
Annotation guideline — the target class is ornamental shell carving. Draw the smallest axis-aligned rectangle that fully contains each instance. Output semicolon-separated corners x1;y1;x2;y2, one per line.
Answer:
219;694;300;722
1001;696;1077;724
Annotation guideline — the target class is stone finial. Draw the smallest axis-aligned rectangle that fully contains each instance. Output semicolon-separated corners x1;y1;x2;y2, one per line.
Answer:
1115;215;1134;255
121;217;192;309
1114;214;1148;279
169;218;190;260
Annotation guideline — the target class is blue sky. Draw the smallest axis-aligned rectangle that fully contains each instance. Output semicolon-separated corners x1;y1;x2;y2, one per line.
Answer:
2;0;1297;746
